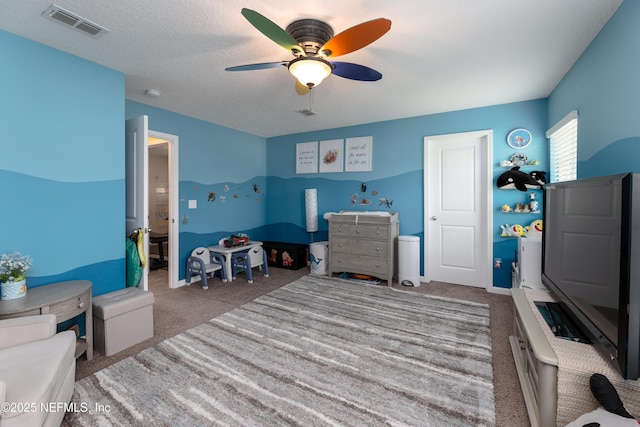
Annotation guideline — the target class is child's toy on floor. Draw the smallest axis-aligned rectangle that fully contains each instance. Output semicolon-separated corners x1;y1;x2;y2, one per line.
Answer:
566;373;639;426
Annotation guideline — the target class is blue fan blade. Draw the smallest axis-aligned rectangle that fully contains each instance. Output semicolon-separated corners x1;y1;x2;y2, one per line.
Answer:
331;62;382;81
225;62;287;71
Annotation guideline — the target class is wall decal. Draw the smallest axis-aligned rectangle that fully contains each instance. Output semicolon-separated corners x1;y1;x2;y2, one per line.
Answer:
378;198;393;208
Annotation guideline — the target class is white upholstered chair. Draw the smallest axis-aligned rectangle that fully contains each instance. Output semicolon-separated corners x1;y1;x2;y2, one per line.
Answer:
0;314;76;427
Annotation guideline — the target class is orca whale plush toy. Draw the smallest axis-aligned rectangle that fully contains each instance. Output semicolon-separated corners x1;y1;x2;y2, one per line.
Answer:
566;373;639;427
497;167;547;191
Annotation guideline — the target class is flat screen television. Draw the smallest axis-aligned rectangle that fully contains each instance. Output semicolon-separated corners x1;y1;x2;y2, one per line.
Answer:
541;173;640;379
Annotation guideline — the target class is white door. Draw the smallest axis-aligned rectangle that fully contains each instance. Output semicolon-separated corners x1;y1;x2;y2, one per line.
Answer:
125;116;149;291
424;130;492;288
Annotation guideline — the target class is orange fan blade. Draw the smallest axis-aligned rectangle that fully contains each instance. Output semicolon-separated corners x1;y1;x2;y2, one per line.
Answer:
321;18;391;58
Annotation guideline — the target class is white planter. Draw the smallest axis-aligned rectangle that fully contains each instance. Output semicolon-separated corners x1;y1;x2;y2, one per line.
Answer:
1;278;27;300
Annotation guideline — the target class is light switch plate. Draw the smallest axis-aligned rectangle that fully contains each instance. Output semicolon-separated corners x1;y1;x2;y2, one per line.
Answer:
188;200;197;209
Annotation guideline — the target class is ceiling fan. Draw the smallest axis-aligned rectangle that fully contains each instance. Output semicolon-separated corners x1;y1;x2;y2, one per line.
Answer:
225;9;392;95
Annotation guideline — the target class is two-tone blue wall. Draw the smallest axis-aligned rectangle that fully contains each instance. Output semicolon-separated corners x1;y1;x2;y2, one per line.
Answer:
0;30;125;296
2;0;638;295
548;0;640;178
125;101;268;279
266;100;548;288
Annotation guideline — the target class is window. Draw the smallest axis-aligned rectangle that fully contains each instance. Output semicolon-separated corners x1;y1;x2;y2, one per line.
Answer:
546;110;578;183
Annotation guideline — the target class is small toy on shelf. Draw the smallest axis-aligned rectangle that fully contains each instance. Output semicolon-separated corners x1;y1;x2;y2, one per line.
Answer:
529;191;540;213
500;223;525;237
525;219;543;239
497;167;546;191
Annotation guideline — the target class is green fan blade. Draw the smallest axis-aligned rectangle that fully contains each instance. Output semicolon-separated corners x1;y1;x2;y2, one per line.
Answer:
241;9;304;55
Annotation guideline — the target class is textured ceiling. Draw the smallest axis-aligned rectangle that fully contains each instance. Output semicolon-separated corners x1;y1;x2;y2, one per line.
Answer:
0;0;623;137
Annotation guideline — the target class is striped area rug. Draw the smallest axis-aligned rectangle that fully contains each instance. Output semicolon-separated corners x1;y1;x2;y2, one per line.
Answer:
66;275;495;426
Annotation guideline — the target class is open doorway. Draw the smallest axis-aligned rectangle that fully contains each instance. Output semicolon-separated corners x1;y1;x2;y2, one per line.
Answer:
148;131;179;288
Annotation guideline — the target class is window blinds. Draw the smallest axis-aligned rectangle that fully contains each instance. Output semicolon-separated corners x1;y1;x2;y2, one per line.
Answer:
546;110;578;183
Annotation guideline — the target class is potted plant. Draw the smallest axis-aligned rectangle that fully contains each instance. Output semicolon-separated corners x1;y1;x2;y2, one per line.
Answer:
0;252;32;300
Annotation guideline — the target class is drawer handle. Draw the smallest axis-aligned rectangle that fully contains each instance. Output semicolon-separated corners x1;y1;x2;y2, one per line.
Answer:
375;263;380;267
338;243;342;247
338;258;342;263
376;230;380;235
356;229;360;234
376;247;380;252
77;301;84;308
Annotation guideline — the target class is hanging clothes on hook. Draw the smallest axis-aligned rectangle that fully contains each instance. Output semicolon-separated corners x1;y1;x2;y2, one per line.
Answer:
126;228;146;287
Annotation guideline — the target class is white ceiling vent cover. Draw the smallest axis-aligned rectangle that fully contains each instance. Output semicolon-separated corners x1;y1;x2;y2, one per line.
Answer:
41;4;109;38
297;109;317;117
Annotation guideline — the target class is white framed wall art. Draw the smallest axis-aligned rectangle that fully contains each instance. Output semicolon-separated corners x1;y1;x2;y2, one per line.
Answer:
296;141;318;174
319;139;344;173
345;136;372;172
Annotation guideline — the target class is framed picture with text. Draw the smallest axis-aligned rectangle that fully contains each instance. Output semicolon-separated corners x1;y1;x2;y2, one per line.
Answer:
296;141;318;174
345;136;372;172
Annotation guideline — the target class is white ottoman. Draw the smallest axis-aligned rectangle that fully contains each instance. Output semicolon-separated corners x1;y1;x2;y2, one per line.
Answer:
92;287;155;356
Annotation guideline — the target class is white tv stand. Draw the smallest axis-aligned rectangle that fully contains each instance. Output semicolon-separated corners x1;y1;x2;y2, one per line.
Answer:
510;288;558;427
511;288;640;426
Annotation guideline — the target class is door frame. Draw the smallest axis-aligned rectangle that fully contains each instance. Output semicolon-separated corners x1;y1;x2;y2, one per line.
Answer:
423;130;493;289
148;130;180;289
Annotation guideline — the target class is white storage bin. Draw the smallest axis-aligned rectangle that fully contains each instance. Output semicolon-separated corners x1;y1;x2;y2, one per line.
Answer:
398;235;421;287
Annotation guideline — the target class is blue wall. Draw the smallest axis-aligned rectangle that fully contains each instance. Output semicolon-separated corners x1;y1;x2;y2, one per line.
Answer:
2;0;638;295
548;0;640;178
0;30;125;296
266;100;549;288
125;101;268;279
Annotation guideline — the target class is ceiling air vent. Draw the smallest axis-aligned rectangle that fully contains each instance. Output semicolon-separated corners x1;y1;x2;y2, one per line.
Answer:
41;4;110;38
297;109;317;117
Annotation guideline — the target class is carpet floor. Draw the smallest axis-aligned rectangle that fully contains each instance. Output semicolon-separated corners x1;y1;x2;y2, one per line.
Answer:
66;275;496;426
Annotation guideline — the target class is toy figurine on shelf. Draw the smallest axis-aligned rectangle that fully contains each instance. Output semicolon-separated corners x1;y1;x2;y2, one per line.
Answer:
500;223;525;237
525;219;543;239
529;192;540;213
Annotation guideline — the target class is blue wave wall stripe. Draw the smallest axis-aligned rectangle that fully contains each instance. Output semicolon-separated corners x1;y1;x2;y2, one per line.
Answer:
265;170;422;233
25;258;124;297
0;170;124;277
179;177;267;231
578;137;640;178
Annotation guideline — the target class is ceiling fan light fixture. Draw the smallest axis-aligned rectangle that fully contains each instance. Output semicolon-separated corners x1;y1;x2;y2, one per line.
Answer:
288;57;333;89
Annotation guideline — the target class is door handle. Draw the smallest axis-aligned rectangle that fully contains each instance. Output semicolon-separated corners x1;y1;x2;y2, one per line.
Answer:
430;216;438;221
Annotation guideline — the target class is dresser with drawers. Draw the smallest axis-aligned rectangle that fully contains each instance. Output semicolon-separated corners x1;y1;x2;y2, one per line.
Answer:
328;211;399;286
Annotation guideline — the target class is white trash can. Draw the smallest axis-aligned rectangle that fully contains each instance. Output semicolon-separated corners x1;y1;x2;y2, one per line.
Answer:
309;241;329;275
398;235;421;287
